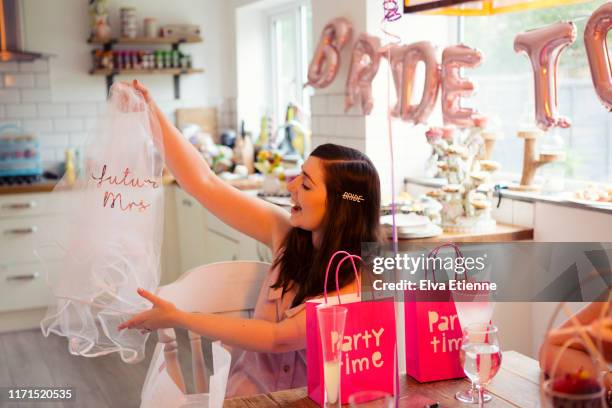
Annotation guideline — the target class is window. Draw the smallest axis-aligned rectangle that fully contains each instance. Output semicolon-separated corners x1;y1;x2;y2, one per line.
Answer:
269;2;313;129
460;0;611;182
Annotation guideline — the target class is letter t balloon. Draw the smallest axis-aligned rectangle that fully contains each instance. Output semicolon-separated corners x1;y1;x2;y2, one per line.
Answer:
514;21;577;130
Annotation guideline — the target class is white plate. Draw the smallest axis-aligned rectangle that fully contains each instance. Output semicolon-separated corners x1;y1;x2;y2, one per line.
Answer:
562;192;612;210
385;223;443;239
380;213;430;228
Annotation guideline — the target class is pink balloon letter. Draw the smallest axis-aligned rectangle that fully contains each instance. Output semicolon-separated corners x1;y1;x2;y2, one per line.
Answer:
306;18;353;89
441;44;484;128
345;34;382;115
514;21;577;130
387;41;440;125
585;2;612;111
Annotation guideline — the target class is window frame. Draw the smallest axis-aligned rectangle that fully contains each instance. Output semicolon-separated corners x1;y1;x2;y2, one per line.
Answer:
456;15;611;186
268;1;311;128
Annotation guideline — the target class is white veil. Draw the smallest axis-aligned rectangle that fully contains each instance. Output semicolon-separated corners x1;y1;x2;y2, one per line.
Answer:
39;83;165;363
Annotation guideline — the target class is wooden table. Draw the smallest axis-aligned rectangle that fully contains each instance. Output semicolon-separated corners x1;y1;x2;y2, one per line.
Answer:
400;224;533;243
224;351;542;407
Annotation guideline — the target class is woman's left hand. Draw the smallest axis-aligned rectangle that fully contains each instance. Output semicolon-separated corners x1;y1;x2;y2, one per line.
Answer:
117;288;181;334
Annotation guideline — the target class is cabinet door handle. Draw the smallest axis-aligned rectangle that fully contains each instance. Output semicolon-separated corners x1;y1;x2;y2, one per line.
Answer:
6;272;39;281
2;201;36;210
182;199;193;207
4;226;38;235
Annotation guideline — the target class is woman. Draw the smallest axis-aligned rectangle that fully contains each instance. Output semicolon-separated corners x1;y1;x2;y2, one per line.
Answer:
117;80;383;397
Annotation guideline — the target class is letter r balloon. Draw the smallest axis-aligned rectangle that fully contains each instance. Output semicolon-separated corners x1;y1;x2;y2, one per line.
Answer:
514;21;577;130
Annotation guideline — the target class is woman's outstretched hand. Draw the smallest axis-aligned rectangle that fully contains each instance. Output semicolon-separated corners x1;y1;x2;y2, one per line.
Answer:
117;288;182;334
131;79;152;104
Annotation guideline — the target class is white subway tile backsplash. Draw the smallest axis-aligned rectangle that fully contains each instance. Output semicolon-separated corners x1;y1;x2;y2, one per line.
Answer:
23;119;53;133
0;62;19;73
6;103;37;118
3;74;35;88
54;118;83;132
328;137;365;152
311;135;328;149
0;89;20;103
335;116;365;139
310;95;327;116
38;103;67;117
21;89;51;102
39;133;70;147
68;102;98;117
326;95;345;116
317;116;335;136
329;136;365;151
19;60;49;73
311;117;321;135
69;132;90;146
35;74;50;88
40;148;57;162
85;118;99;131
97;102;108;114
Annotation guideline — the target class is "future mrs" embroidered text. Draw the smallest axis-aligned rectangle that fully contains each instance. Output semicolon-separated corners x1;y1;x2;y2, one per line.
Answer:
91;165;159;212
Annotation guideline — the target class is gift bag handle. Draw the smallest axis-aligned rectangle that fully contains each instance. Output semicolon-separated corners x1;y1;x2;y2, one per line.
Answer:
323;250;362;304
425;242;469;283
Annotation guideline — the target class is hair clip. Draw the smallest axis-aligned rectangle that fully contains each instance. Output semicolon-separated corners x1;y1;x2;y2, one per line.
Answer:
342;192;364;202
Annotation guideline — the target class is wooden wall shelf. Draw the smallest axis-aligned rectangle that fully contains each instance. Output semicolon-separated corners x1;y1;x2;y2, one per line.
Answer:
88;35;203;45
90;68;204;76
87;35;204;99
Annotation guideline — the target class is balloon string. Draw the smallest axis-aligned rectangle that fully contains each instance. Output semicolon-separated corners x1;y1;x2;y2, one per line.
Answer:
384;28;399;251
382;18;400;408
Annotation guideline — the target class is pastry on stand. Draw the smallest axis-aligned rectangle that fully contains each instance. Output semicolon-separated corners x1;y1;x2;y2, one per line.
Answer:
425;125;501;234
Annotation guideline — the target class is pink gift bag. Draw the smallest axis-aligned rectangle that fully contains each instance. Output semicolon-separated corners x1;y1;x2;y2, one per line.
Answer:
307;251;396;406
404;243;466;382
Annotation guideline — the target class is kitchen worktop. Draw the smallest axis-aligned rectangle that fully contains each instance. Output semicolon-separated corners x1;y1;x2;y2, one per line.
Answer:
0;179;59;195
1;177;533;242
0;175;264;195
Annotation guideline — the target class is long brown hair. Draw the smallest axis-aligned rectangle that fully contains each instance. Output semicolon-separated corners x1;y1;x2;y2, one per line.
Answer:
271;143;384;307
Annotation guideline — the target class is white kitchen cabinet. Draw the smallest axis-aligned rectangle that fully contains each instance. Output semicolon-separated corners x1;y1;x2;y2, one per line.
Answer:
174;186;209;272
173;186;273;273
204;229;240;263
0;192;69;319
0;192;66;218
0;261;61;312
202;207;273;264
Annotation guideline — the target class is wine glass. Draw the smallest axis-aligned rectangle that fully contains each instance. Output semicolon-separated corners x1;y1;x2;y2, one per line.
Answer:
460;323;502;408
452;287;495;404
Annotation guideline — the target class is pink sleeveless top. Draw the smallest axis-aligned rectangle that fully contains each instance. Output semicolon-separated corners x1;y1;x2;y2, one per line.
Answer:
224;264;307;398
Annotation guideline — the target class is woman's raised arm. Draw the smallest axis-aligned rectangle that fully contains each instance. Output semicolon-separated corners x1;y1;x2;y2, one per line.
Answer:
134;80;291;250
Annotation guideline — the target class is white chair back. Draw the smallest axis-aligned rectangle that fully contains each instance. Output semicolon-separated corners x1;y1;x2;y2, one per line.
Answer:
152;261;270;393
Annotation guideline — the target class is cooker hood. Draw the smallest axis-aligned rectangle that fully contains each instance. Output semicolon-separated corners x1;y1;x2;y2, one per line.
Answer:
0;0;50;62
